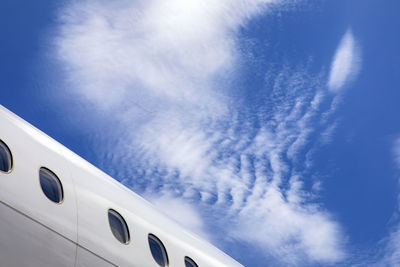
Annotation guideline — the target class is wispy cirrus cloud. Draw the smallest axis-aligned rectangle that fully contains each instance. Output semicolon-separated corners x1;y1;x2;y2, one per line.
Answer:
55;0;282;112
393;137;400;168
377;137;400;265
328;29;361;92
380;229;400;266
52;0;351;265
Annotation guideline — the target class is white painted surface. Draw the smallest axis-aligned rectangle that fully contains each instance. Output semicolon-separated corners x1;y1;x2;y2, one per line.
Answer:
0;201;76;267
76;246;116;267
0;105;244;267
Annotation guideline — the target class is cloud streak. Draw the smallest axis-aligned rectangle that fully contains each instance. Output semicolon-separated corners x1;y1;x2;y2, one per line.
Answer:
378;137;400;265
52;0;350;265
328;29;361;92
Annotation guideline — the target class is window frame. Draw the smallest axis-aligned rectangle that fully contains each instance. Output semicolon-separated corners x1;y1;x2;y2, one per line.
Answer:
148;233;169;267
184;256;198;267
0;139;13;174
107;209;131;245
39;167;64;204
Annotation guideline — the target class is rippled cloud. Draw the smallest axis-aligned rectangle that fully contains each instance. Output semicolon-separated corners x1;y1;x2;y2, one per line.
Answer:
53;0;352;265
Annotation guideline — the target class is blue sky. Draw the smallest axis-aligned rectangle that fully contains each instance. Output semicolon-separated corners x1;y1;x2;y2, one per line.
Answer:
2;0;400;266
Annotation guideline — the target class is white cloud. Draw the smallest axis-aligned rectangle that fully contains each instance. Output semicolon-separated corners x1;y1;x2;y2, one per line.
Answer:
146;194;209;241
55;0;280;112
53;0;348;265
381;228;400;266
102;66;346;265
328;29;361;92
234;186;345;264
378;137;400;265
393;137;400;168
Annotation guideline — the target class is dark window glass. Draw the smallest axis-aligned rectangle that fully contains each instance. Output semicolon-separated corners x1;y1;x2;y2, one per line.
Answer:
39;168;63;203
108;209;130;244
185;256;198;267
148;234;169;267
0;140;12;173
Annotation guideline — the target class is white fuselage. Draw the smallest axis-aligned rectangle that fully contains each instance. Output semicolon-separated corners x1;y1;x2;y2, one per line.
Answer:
0;105;243;267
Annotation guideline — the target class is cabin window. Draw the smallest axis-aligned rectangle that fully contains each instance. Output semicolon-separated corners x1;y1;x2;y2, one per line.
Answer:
0;140;12;173
184;256;198;267
39;167;64;203
148;234;169;267
108;209;130;244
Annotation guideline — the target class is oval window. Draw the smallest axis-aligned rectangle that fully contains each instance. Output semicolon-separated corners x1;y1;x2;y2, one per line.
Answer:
185;256;198;267
0;140;12;173
148;234;169;267
108;209;130;244
39;167;63;203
